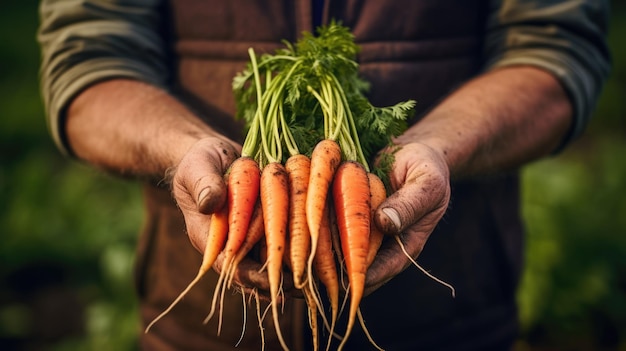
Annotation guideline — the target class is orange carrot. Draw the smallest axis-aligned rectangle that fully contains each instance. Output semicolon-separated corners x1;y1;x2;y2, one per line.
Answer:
332;161;371;351
313;199;340;351
285;154;312;289
205;156;260;330
328;204;346;291
366;173;387;268
260;161;290;351
145;202;229;333
306;140;342;236
225;157;261;260
226;201;265;289
306;139;342;303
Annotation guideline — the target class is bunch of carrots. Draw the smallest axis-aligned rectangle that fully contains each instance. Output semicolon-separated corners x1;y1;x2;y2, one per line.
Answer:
146;23;453;351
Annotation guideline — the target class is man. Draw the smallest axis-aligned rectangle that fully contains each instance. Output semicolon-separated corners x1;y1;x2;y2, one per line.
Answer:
38;1;610;350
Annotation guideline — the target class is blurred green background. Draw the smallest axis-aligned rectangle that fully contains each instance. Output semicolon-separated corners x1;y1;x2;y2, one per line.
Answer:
1;1;625;350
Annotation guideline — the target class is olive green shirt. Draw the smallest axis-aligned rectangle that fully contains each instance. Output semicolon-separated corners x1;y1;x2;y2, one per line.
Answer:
38;0;611;155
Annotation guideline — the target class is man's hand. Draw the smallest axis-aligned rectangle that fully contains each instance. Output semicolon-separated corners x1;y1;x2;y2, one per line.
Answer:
363;66;573;295
365;142;451;295
170;137;240;252
170;138;295;298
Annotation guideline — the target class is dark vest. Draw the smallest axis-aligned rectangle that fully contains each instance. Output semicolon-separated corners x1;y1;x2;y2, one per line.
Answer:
136;1;523;350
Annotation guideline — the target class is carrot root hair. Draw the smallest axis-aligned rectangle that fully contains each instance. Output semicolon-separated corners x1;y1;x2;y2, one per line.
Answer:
357;308;385;351
145;204;229;334
312;199;340;351
394;235;456;298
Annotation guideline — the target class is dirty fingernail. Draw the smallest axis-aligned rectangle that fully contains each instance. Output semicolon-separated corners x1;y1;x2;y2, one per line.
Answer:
198;187;210;205
382;207;402;231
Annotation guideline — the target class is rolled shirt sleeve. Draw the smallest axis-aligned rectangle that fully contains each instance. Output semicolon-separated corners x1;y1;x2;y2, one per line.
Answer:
39;0;611;155
38;0;170;155
484;0;611;147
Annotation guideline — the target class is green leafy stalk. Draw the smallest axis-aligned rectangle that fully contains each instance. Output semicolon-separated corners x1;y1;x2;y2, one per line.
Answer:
240;48;264;159
234;22;416;181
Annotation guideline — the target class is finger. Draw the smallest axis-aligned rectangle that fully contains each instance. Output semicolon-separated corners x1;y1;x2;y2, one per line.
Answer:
225;256;272;291
209;253;271;302
174;142;237;214
172;157;226;253
171;138;240;252
374;169;449;236
192;169;228;214
184;211;213;252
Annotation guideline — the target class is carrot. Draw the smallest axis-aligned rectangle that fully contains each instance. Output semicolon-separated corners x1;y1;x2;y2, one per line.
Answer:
260;161;290;351
226;201;265;289
329;205;346;291
225;157;261;260
205;156;260;331
306;139;342;300
366;173;387;267
144;201;229;333
285;154;312;289
306;139;342;237
313;199;340;351
303;284;320;351
332;161;371;351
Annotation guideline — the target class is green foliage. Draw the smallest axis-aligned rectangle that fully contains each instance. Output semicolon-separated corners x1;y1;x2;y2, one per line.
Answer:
233;23;414;178
0;1;141;350
518;137;626;349
354;100;414;164
515;5;626;349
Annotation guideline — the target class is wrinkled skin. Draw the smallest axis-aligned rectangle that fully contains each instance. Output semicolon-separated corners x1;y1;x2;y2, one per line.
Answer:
170;137;296;299
365;142;451;295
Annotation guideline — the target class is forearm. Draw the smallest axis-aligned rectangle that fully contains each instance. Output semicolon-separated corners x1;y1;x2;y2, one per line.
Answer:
395;66;572;179
66;79;236;180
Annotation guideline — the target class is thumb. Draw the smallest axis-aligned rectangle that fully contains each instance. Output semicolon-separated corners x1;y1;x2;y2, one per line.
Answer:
374;173;450;236
174;159;228;214
195;170;228;214
170;161;226;253
374;195;416;236
379;207;403;234
172;141;239;215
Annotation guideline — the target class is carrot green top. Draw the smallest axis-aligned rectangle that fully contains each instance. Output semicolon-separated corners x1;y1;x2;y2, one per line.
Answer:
234;23;415;173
